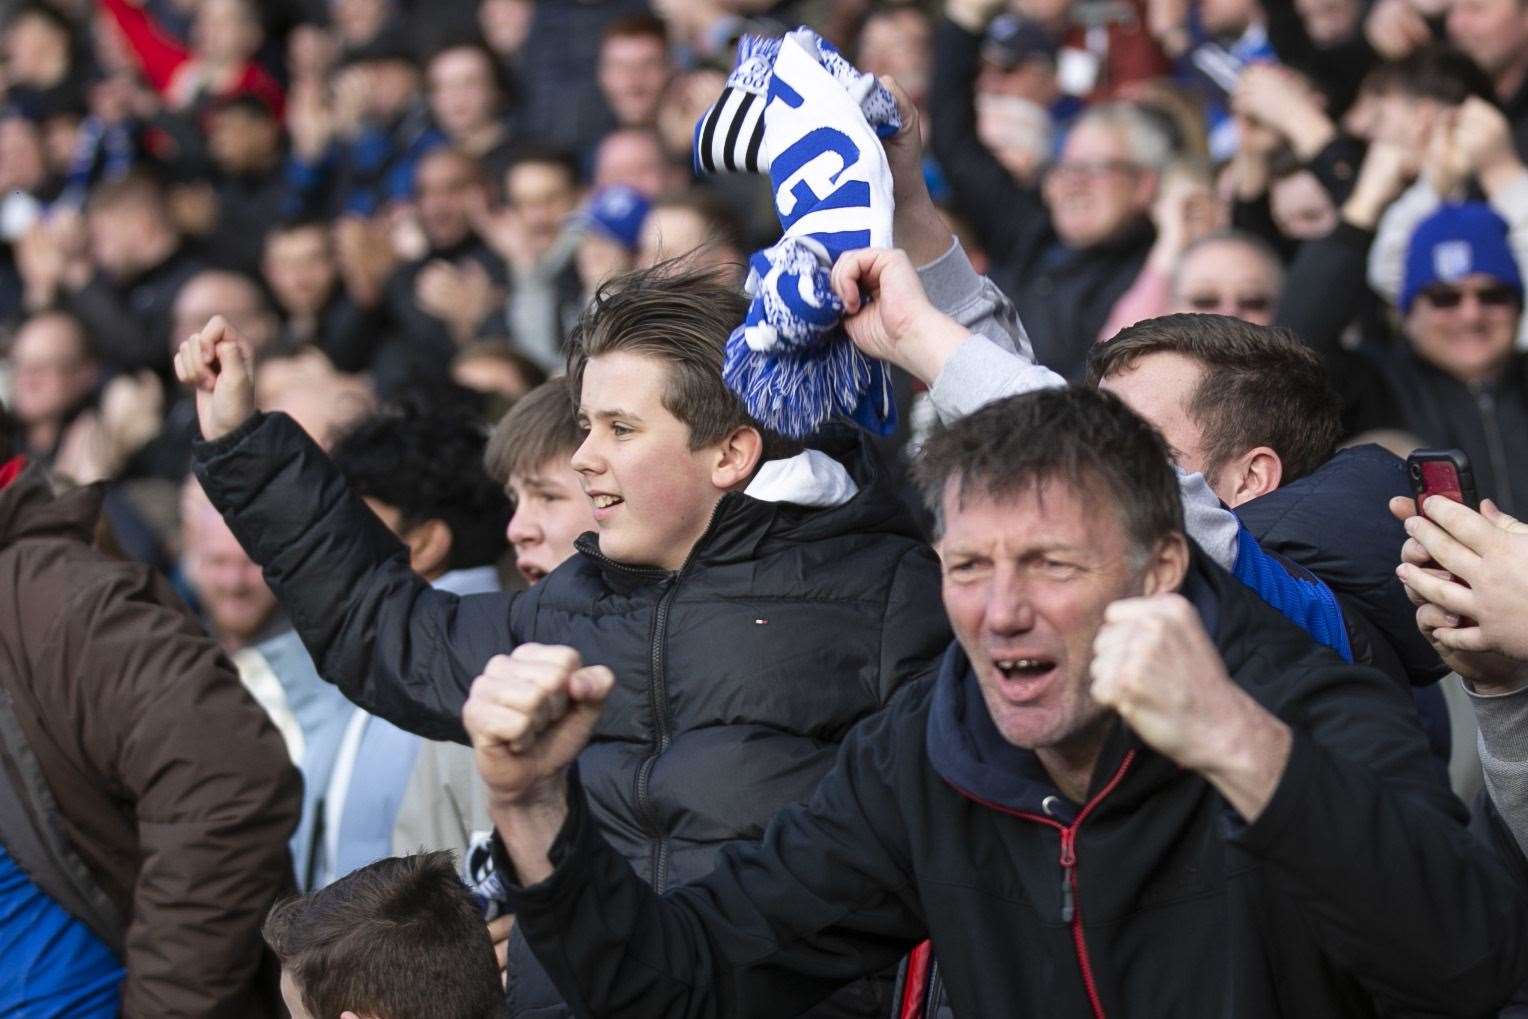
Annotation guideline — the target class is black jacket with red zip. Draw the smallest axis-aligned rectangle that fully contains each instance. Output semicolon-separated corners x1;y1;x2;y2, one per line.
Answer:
499;542;1528;1018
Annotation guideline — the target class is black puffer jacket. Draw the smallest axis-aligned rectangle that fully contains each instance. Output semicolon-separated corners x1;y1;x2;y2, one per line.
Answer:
1234;445;1453;760
502;545;1528;1018
193;411;949;1017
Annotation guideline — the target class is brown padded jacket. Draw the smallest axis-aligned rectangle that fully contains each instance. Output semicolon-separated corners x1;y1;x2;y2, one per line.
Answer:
0;465;300;1017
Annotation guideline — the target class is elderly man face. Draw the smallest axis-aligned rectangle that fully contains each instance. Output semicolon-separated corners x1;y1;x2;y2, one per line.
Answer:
9;313;98;430
1171;238;1282;326
181;479;278;650
1042;117;1156;250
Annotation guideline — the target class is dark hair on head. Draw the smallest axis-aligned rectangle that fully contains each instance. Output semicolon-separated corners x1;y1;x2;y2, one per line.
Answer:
504;143;581;189
331;403;510;571
423;35;514;104
86;168;169;217
914;387;1184;550
1086;313;1342;485
263;851;503;1019
601;12;668;46
567;259;799;460
1363;44;1497;105
484;380;584;486
418;144;487;187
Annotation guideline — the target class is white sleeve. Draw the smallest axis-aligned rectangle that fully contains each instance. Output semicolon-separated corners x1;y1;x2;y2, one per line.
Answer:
1368;180;1441;304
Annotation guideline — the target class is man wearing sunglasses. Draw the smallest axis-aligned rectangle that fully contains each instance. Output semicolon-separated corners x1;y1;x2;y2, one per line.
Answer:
1387;202;1528;514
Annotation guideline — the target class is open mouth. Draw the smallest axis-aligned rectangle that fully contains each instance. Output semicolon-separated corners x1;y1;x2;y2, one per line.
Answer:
994;658;1057;680
517;560;547;583
588;493;624;522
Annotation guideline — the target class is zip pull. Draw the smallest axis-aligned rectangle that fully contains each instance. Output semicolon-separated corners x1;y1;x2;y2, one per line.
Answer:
1059;827;1077;923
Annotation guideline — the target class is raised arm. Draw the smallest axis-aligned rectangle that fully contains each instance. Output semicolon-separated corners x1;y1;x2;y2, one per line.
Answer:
178;317;517;742
839;247;1241;570
465;646;927;1018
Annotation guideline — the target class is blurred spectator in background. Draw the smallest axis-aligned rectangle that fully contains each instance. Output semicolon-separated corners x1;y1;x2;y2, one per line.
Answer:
426;40;516;182
262;219;381;373
636;189;746;283
598;15;673;131
284;32;437;220
856;6;934;111
1445;0;1528;152
575;183;650;304
373;147;503;395
592;125;687;197
2;3;88;119
937;5;1170;379
6;309;99;465
489;146;586;372
31;172;200;376
451;341;547;410
192;95;286;276
99;0;282;118
180;475;280;655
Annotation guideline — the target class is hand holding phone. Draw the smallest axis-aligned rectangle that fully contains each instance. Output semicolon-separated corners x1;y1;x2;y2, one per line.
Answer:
1406;448;1480;625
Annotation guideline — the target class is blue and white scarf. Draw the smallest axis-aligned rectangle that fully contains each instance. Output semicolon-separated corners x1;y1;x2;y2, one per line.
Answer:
694;28;902;438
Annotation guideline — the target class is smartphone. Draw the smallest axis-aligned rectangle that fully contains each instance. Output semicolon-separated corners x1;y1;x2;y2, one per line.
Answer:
1407;449;1480;516
1406;449;1479;624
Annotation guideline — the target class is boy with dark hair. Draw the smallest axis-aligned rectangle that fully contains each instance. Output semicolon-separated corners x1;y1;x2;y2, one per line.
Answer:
179;253;949;1015
264;851;504;1019
486;380;594;584
308;407;510;890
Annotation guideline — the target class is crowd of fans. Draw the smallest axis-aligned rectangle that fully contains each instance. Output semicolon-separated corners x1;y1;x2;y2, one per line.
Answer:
6;0;1528;1014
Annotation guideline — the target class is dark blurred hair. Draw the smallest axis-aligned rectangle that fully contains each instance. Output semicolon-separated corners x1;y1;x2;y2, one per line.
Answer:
1364;44;1497;105
914;387;1184;550
1086;313;1342;485
484;380;584;486
568;260;799;460
331;404;510;571
423;36;515;107
263;851;502;1019
601;12;668;48
504;143;581;189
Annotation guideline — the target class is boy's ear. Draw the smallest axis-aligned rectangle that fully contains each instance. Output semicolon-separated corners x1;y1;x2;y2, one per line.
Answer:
710;425;765;490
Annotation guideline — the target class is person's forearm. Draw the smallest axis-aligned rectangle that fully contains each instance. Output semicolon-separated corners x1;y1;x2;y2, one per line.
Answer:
1480;158;1528;203
1198;700;1293;823
491;783;569;887
1467;681;1528;859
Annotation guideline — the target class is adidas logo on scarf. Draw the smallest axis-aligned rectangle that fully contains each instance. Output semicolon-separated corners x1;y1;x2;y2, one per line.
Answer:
693;28;902;439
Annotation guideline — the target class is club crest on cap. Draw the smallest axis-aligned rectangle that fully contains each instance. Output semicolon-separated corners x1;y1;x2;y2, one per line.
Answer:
1433;240;1473;282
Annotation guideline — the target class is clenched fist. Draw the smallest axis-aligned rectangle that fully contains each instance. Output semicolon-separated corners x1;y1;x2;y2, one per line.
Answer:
1090;594;1291;821
172;315;256;442
464;644;615;809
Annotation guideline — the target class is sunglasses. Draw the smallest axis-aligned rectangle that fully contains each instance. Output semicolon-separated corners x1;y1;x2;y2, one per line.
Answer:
1184;293;1275;316
1417;283;1520;310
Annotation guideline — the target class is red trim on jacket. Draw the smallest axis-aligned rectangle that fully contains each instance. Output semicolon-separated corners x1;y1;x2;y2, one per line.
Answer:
944;750;1137;1019
898;940;934;1019
0;455;27;491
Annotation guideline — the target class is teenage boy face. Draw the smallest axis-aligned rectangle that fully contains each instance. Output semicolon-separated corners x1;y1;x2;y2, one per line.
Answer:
572;350;731;571
507;455;596;583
